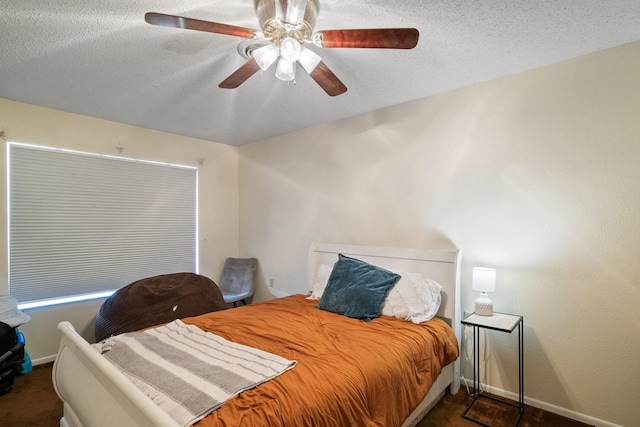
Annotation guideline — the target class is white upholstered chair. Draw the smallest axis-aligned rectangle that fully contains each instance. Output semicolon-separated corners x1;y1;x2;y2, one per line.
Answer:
219;258;258;307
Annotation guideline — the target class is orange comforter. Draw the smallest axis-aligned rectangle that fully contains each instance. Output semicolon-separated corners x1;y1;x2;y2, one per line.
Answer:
186;294;459;427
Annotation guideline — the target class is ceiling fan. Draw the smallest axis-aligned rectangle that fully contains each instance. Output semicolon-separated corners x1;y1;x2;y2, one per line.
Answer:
145;0;419;96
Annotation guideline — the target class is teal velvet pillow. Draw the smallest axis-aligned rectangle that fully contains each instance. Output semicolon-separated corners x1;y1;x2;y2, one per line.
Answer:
318;254;401;321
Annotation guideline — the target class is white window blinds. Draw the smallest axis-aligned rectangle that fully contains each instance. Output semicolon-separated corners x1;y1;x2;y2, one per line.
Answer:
8;143;198;306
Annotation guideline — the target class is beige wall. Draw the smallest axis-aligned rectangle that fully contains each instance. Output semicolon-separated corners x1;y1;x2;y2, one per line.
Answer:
239;41;640;426
0;98;240;361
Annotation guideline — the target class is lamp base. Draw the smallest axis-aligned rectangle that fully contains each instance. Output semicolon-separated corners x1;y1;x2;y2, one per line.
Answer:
475;293;493;316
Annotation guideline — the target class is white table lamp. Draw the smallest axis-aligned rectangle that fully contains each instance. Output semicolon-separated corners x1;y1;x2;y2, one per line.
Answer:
472;267;496;316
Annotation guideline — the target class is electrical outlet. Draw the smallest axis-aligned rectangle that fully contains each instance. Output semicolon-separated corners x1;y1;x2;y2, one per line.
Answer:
269;278;274;287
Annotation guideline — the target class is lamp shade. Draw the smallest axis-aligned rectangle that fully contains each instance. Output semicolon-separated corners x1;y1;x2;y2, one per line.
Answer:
280;37;302;62
252;44;279;70
298;47;321;73
472;267;496;293
275;58;296;81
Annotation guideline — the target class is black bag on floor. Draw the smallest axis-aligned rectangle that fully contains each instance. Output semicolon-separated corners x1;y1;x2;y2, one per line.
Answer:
0;321;25;395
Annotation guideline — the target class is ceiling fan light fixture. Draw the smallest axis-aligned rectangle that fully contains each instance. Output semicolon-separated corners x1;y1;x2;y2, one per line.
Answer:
298;47;321;73
146;0;416;96
275;58;296;81
252;43;279;70
279;37;302;62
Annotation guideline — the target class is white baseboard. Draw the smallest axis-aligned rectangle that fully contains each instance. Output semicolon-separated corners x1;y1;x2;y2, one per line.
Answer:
459;376;622;427
268;287;292;298
31;354;57;366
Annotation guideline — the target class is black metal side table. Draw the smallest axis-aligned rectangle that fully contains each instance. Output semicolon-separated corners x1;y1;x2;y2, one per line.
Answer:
461;312;524;427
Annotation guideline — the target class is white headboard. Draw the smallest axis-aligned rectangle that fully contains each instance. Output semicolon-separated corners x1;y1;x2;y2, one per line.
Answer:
307;242;462;392
309;242;460;320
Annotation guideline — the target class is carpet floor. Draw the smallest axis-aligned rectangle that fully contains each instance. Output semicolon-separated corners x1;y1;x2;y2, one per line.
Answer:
0;363;592;427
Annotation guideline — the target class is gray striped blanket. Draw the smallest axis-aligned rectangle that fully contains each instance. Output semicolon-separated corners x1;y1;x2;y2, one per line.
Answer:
93;319;296;427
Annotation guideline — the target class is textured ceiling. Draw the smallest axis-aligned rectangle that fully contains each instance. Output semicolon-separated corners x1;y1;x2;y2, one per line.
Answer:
1;1;640;146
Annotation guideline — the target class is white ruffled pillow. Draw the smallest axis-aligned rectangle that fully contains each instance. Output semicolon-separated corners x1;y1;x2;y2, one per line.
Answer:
381;273;443;324
307;263;333;300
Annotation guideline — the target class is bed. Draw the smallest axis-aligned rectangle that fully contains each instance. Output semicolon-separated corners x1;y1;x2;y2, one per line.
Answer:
52;242;461;427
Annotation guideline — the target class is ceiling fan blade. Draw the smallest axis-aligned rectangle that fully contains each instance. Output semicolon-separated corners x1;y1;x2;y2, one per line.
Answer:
314;28;419;49
308;61;347;96
219;59;261;89
275;0;307;25
145;12;257;39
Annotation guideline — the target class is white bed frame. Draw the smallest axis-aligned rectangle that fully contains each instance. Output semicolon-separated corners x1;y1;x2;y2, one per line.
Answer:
53;243;461;427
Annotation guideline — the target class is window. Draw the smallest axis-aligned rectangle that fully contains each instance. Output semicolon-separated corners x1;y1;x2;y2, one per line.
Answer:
7;142;198;309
